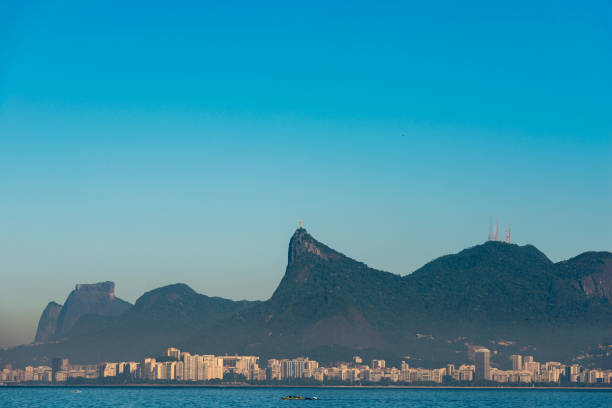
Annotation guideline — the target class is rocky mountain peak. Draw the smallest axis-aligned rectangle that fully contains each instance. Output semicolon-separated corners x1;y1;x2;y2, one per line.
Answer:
288;228;341;265
134;283;198;312
75;281;115;297
51;281;132;339
557;252;612;301
33;301;62;343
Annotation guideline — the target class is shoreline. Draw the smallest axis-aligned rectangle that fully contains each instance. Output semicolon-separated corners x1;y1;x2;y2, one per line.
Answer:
2;384;612;390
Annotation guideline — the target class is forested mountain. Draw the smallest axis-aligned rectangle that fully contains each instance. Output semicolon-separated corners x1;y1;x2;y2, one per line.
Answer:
2;228;611;369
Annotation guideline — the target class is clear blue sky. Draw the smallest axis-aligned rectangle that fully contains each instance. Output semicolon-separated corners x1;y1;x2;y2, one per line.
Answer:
1;0;610;347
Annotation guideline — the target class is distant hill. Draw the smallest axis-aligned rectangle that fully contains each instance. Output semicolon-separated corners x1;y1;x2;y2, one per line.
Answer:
34;281;132;343
65;283;260;361
406;241;611;326
556;252;612;301
34;302;62;343
2;228;611;369
179;229;612;365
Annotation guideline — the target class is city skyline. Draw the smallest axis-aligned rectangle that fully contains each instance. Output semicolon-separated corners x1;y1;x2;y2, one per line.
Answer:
1;1;611;348
4;345;611;386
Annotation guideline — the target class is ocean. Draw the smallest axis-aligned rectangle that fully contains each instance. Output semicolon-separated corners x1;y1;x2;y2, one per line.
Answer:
0;387;610;407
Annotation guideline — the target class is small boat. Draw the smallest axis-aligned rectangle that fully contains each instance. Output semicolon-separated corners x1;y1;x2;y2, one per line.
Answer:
281;395;303;400
71;390;82;394
304;396;319;400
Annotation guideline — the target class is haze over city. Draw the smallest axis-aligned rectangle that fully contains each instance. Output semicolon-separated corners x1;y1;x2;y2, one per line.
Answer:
1;0;611;350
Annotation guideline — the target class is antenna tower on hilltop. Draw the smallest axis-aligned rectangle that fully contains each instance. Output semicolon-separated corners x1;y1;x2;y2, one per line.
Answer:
489;216;492;241
495;218;499;241
506;226;511;244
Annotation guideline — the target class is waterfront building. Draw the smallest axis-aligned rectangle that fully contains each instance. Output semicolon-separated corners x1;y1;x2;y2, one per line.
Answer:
280;357;318;379
54;371;68;382
266;359;281;380
24;366;33;382
142;358;157;380
51;357;69;382
452;365;475;382
174;361;185;380
153;362;164;380
313;367;326;382
196;355;223;381
161;361;176;380
524;361;540;377
99;362;118;378
166;347;181;360
399;367;444;383
566;364;580;382
182;353;197;381
222;355;259;378
511;354;522;371
247;366;267;381
371;359;385;369
51;358;69;373
117;362;139;376
474;348;491;381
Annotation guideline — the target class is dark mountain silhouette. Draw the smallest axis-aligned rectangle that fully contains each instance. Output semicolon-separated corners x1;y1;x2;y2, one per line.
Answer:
65;283;260;361
2;227;612;369
179;228;404;358
405;241;611;326
556;252;612;301
33;281;132;343
179;230;612;364
34;302;62;343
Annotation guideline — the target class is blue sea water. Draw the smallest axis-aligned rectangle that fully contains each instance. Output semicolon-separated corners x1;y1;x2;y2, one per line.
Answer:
0;387;610;407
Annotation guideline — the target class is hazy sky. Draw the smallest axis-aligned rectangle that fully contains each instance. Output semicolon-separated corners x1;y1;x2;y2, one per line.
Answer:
1;1;610;347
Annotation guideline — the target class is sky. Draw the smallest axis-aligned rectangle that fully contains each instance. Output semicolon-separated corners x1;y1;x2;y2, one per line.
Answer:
0;0;610;347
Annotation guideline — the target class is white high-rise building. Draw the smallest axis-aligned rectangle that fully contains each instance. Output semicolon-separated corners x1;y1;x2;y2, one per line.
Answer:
175;361;184;380
196;355;223;381
182;353;197;381
280;358;318;379
161;362;176;380
142;358;157;380
371;360;386;369
267;359;281;380
167;347;181;360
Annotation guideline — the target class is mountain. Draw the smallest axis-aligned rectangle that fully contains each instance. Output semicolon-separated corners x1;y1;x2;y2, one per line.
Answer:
556;252;612;301
2;227;612;369
405;241;611;326
34;281;132;342
399;242;612;367
66;283;260;361
0;283;261;367
180;227;404;358
260;227;402;349
185;231;612;364
34;302;62;343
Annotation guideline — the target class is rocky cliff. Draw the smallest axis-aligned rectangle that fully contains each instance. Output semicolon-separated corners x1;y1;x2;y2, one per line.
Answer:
556;252;612;302
34;302;62;343
54;281;132;337
33;281;132;343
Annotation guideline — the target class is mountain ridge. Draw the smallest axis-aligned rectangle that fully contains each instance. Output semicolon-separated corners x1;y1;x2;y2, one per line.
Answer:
3;227;611;369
